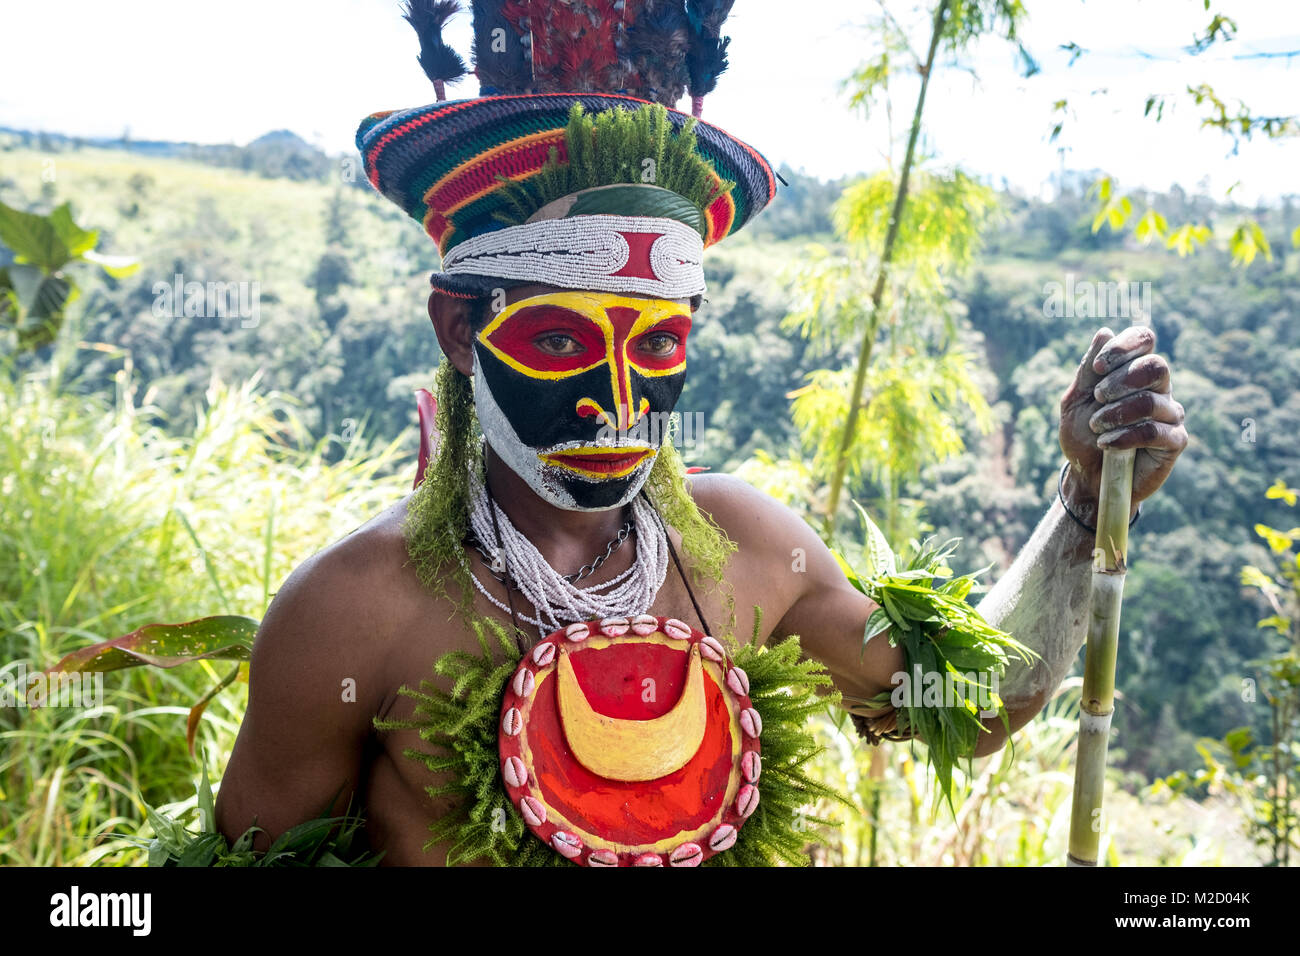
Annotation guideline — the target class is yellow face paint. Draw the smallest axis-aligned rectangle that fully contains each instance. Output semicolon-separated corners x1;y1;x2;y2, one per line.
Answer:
476;291;691;432
470;290;693;512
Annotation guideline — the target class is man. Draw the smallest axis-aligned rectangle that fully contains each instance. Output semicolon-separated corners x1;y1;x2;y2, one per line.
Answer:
215;2;1187;865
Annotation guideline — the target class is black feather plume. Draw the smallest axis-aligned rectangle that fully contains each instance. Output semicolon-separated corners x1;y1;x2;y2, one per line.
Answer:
404;0;468;96
626;0;691;105
684;0;733;100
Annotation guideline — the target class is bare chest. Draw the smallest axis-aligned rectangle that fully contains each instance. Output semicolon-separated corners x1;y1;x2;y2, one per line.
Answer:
360;537;794;865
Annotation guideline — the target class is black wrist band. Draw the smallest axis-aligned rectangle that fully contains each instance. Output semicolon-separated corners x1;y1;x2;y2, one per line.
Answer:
1058;460;1140;534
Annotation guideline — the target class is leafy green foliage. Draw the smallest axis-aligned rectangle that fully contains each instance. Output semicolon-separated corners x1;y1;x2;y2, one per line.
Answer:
784;169;998;355
141;760;380;867
835;169;999;293
836;505;1036;815
1227;480;1300;864
1229;220;1273;267
3;109;1297;865
0;363;404;865
494;102;732;235
942;0;1035;75
1066;5;1297;268
789;347;994;494
780;164;998;538
0;200;139;351
51;616;256;672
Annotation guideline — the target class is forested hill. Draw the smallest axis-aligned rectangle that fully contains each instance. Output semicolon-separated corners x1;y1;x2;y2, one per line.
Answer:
2;133;1297;781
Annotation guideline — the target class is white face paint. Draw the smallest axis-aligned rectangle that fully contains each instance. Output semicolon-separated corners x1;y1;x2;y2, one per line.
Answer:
472;350;657;513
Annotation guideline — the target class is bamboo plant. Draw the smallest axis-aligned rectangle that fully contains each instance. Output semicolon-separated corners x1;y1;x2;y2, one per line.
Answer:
1067;448;1136;866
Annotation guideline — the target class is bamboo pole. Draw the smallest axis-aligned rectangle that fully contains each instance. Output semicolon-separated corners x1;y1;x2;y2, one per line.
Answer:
821;0;951;538
1067;448;1136;866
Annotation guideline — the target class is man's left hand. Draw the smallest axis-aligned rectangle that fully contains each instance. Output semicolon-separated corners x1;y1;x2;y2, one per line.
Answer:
1058;325;1188;521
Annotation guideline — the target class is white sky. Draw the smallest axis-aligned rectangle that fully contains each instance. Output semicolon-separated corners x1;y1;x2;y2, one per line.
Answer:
1;0;1296;203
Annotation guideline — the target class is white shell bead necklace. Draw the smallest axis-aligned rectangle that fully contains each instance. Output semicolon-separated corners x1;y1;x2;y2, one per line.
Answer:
465;470;669;638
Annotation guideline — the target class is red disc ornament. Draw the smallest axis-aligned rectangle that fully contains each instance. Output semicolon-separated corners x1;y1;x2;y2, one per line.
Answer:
498;614;762;866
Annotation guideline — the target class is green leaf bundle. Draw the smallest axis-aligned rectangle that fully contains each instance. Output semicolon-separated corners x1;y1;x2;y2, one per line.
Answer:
140;759;380;867
837;504;1038;816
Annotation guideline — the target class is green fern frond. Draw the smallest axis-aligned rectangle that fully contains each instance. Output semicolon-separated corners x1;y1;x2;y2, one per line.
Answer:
492;102;733;232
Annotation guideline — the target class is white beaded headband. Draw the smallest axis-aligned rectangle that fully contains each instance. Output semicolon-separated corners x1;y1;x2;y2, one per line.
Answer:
439;214;706;299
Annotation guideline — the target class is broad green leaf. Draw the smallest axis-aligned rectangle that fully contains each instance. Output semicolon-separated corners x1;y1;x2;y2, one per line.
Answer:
863;607;892;649
30;273;74;321
51;615;258;673
0;200;71;270
5;263;45;313
830;548;865;593
49;203;98;258
1134;208;1167;244
1256;615;1290;635
940;575;975;600
1224;726;1254;764
1230;222;1272;266
1249;221;1272;261
6;266;74;348
853;500;896;577
177;833;224;868
144;802;188;847
885;589;941;622
1165;222;1211;257
195;758;216;833
1239;564;1277;594
1254;523;1295;553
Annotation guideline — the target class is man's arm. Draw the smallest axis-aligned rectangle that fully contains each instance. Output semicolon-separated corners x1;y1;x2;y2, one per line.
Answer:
968;494;1093;756
688;474;904;705
973;323;1188;754
215;540;388;850
764;324;1187;758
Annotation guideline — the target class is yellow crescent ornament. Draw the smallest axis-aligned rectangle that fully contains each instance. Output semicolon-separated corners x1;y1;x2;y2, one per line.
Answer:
556;642;708;782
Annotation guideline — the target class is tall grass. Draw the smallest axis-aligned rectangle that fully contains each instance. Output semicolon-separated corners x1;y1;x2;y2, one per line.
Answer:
801;678;1266;865
0;350;407;865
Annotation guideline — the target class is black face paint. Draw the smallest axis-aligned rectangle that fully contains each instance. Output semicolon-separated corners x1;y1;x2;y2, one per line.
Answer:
470;292;691;512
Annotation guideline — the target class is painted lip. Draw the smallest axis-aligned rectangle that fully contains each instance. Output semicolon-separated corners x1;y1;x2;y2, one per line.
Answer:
539;446;656;479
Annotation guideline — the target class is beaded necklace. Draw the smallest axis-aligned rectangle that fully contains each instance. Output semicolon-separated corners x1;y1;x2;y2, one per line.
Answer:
464;469;670;641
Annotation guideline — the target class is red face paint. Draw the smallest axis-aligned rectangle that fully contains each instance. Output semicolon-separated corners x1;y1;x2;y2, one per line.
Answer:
472;291;693;511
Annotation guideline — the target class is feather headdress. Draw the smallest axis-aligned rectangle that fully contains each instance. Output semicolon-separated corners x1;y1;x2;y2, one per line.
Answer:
403;0;469;101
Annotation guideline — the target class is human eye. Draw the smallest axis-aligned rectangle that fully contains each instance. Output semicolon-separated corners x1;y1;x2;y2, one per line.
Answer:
534;333;586;356
639;331;680;356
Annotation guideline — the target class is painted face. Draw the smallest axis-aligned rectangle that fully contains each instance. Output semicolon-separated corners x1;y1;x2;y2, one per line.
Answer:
472;291;691;511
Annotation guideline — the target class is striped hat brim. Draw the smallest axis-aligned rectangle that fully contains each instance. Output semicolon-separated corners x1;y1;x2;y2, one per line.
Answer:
357;92;776;263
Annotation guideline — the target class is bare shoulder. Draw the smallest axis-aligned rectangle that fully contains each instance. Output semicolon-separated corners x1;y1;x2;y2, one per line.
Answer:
250;497;427;712
273;500;410;607
217;497;425;842
683;471;869;645
685;472;821;554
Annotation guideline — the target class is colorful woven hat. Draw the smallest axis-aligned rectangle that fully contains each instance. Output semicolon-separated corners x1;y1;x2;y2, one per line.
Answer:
356;1;776;300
